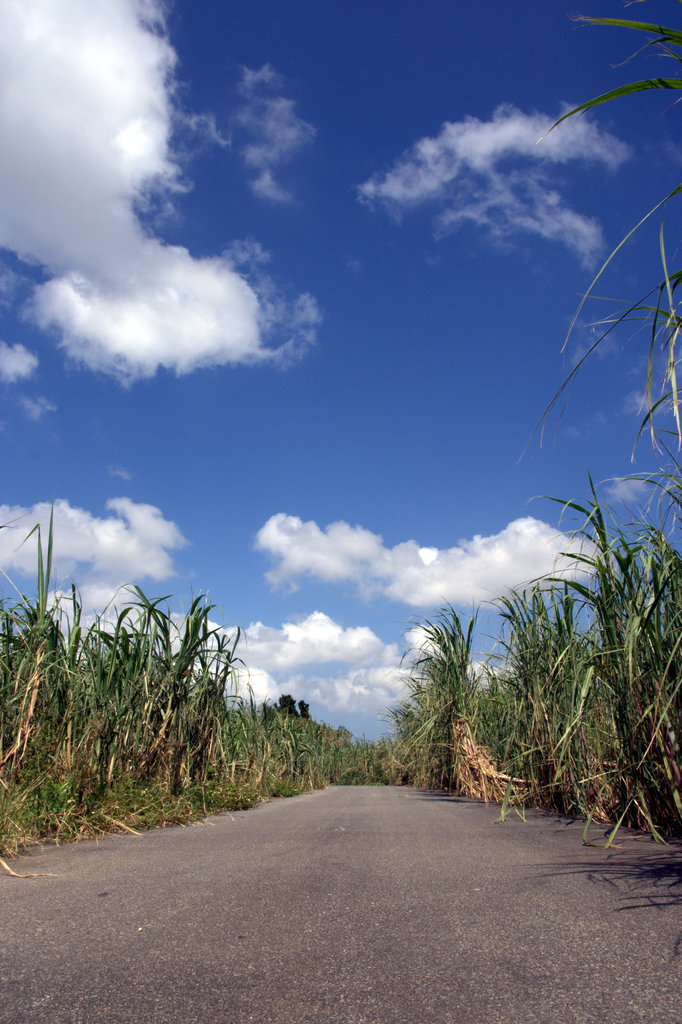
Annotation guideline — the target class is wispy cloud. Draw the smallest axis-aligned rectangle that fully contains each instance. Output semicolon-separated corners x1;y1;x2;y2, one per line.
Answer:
255;512;579;607
226;238;321;362
235;64;315;202
623;389;647;415
0;266;21;307
358;103;629;266
19;395;56;421
603;476;653;505
0;3;318;381
0;341;38;383
108;465;133;481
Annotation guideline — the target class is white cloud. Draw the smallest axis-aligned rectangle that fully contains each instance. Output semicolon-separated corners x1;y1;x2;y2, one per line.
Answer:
19;395;56;421
31;246;263;380
603;476;653;505
255;512;579;607
0;1;318;381
225;239;321;363
0;497;186;609
108;465;133;481
623;389;647;415
243;611;386;671
235;664;279;706
305;657;408;717
234;610;408;717
0;266;21;306
0;341;38;382
358;103;629;266
235;63;315;202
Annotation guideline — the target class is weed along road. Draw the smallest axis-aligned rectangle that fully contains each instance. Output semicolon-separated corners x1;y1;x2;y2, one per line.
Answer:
2;786;681;1024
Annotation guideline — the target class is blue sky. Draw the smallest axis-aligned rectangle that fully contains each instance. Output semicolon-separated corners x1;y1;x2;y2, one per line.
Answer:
1;0;680;736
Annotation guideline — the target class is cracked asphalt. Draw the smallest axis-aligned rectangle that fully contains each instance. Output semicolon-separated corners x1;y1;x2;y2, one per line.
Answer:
2;785;681;1024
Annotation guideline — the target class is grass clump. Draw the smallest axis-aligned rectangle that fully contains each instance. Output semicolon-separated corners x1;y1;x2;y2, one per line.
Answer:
0;513;386;857
389;480;682;838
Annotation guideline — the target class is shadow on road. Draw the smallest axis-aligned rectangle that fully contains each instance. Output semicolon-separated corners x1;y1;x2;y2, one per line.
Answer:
409;787;682;910
542;852;682;910
408;789;469;803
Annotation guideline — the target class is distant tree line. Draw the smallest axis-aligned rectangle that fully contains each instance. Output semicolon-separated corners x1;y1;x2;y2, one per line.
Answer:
271;694;311;719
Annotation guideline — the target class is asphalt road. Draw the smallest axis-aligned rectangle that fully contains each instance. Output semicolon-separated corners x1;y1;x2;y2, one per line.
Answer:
1;785;681;1024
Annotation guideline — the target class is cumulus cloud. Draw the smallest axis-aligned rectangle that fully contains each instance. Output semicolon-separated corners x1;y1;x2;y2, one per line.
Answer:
0;1;318;381
235;64;315;201
0;497;186;609
243;611;386;671
0;341;38;382
255;512;579;607
304;658;408;717
234;610;408;717
358;103;629;266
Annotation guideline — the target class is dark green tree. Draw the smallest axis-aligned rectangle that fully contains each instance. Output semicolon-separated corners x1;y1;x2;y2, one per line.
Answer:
273;694;299;716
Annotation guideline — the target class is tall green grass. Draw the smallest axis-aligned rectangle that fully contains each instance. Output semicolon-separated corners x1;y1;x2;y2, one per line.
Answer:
391;483;682;838
0;517;389;856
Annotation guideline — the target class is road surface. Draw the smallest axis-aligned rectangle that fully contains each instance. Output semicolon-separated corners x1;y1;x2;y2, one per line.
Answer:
1;785;681;1023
